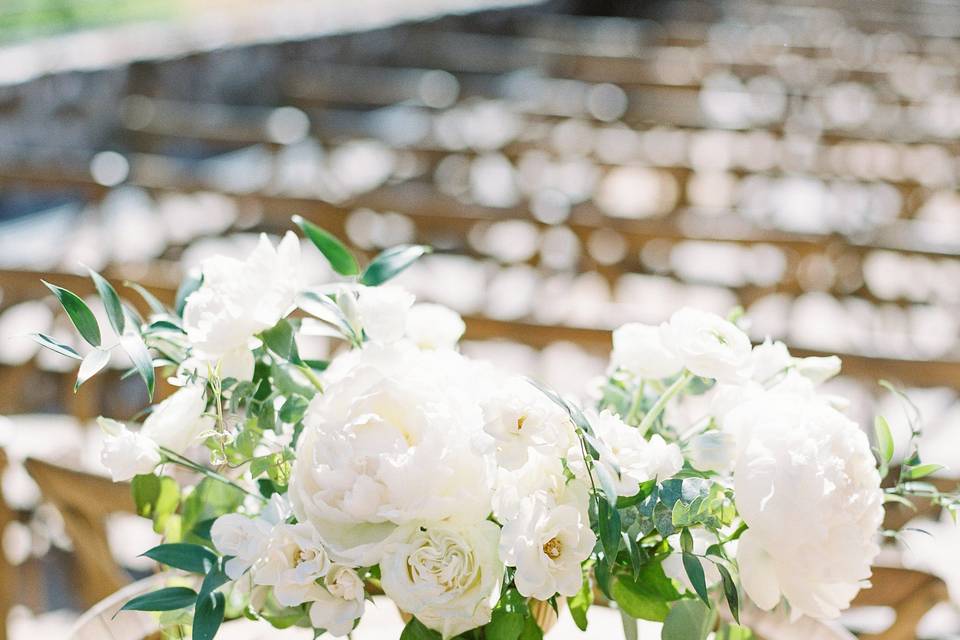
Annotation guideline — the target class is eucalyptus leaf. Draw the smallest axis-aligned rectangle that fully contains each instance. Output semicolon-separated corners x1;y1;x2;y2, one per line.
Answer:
88;268;125;335
43;280;101;346
30;333;81;360
293;215;359;276
360;244;431;286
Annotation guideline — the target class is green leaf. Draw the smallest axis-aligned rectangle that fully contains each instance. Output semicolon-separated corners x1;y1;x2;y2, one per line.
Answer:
75;347;110;391
518;614;543;640
175;271;204;318
279;395;309;423
261;319;302;364
662;599;713;640
906;463;944;480
193;591;225;640
197;564;230;606
293;215;359;276
43;280;101;346
181;478;244;543
142;543;217;574
716;563;740;623
30;333;82;360
119;587;197;613
120;332;155;400
874;416;894;465
88;268;125;335
487;603;526;640
131;474;180;534
359;244;431;286
125;281;169;315
598;497;621;564
610;561;680;621
680;528;693;553
568;570;593;631
399;617;441;640
682;553;710;605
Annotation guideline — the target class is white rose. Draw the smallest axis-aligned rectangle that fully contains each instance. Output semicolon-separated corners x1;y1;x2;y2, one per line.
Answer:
97;417;161;481
289;345;494;566
587;409;682;496
307;565;366;637
480;378;575;471
686;430;736;473
183;232;301;358
660;308;752;383
356;285;415;343
405;303;466;350
381;521;503;639
211;514;274;579
611;322;683;380
254;522;331;606
141;385;214;454
728;392;884;619
499;494;595;600
492;451;572;523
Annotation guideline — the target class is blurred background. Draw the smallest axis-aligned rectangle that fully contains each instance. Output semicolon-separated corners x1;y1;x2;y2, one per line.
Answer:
1;0;959;638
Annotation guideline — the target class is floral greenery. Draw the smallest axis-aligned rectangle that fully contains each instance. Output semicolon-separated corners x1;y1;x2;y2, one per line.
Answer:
34;217;958;640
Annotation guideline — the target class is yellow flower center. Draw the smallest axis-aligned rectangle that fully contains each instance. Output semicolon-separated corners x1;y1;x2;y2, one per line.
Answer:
543;537;563;560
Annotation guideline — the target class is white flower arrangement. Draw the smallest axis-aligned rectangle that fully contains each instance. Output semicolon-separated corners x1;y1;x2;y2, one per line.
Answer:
31;218;958;640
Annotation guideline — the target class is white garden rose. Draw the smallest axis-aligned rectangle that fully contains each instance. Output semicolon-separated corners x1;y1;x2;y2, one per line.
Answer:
660;308;751;383
727;392;884;619
183;231;301;359
211;494;291;579
611;322;683;379
289;344;496;566
499;494;596;600
491;451;580;523
254;522;331;606
356;285;415;343
405;303;466;350
587;409;683;496
480;377;575;471
381;521;503;639
97;418;161;481
141;385;214;454
307;565;365;637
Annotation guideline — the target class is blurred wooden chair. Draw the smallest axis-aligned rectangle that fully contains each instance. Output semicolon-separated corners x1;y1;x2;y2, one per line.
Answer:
23;457;135;608
69;573;164;640
0;448;16;640
851;564;949;640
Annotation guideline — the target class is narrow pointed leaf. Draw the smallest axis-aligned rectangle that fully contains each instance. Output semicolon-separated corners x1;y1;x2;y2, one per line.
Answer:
120;332;155;400
682;553;710;605
293;215;359;276
119;586;197;613
906;463;945;480
142;543;217;574
716;563;739;623
359;244;431;286
76;348;111;390
261;319;302;364
598;497;621;563
175;271;204;317
31;333;81;360
874;416;894;465
88;268;125;335
193;591;225;640
43;281;101;346
125;282;169;315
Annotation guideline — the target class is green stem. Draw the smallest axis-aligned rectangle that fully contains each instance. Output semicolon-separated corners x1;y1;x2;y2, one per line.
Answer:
298;363;325;393
637;371;692;435
625;380;646;425
160;447;264;501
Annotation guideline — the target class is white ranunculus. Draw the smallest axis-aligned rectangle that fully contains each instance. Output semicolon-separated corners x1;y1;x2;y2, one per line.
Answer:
480;378;575;471
289;344;496;566
97;417;161;481
611;322;683;380
499;494;596;600
587;409;682;496
254;522;331;606
686;430;736;473
141;385;214;454
727;392;884;620
381;521;503;639
406;303;466;350
356;285;415;343
211;514;274;579
307;565;366;637
183;232;301;359
660;308;752;383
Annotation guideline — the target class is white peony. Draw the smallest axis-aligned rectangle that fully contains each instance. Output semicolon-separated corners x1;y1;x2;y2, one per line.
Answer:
254;522;331;606
307;565;366;637
356;285;415;343
480;378;575;471
97;418;161;481
587;409;683;496
183;232;301;359
405;303;466;350
289;344;496;566
660;308;752;383
727;392;884;619
211;494;291;579
499;494;596;600
750;338;842;387
140;385;214;454
381;521;503;639
611;322;683;380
